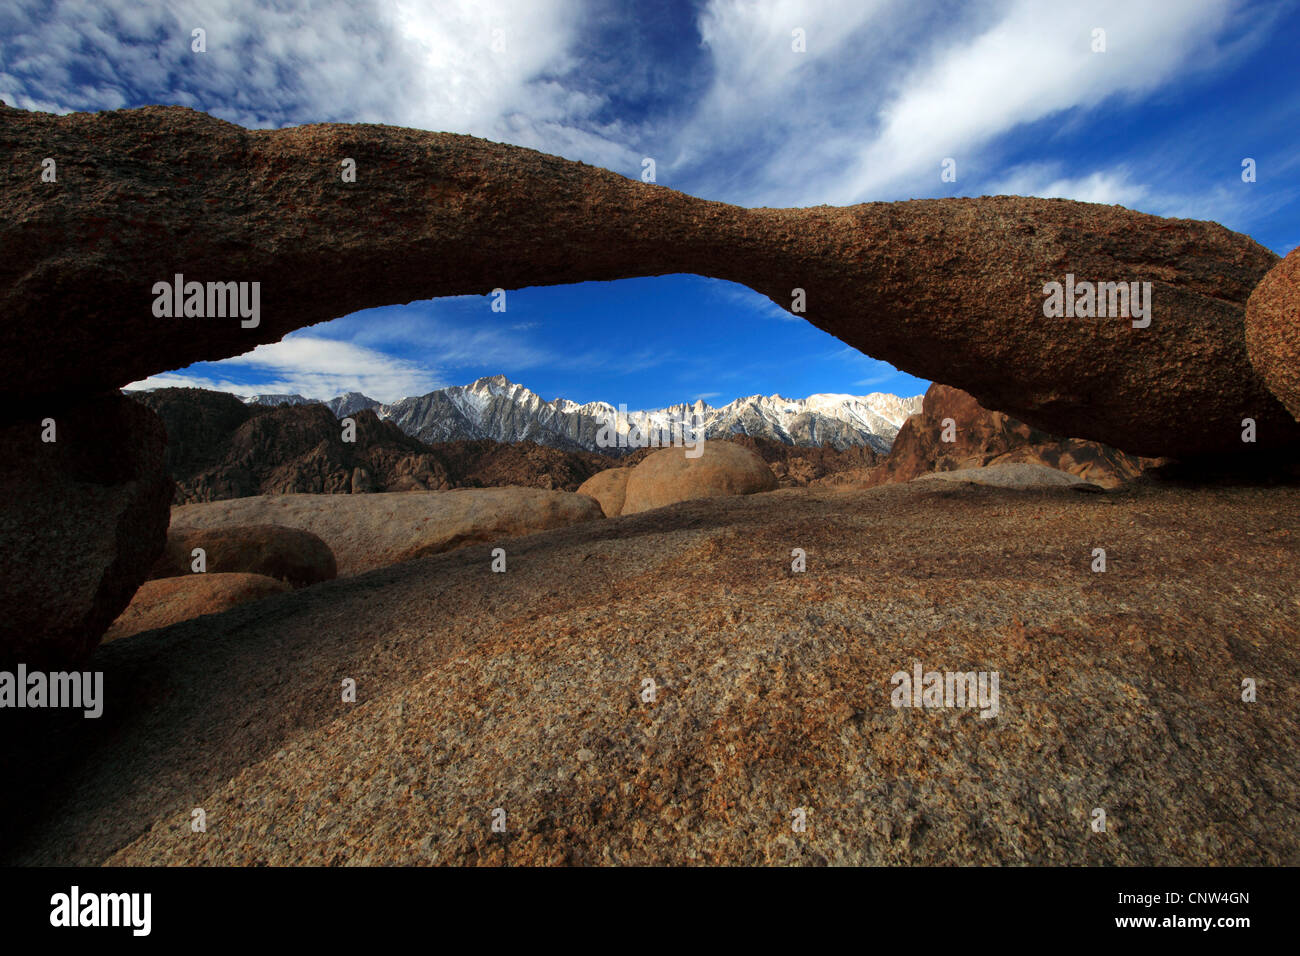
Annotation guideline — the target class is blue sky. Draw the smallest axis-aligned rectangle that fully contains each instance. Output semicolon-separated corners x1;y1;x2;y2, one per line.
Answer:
3;0;1297;408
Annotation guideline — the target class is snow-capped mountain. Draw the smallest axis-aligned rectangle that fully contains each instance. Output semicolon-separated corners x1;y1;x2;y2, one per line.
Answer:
326;392;383;418
246;393;319;407
245;375;923;454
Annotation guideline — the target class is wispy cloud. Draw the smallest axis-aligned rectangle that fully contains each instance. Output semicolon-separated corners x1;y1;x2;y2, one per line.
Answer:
126;334;445;402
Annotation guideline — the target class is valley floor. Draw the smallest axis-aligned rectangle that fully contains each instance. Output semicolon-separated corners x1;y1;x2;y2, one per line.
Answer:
4;480;1298;865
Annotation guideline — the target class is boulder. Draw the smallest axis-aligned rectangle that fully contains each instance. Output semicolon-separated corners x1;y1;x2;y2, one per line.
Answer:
0;393;171;668
1246;246;1300;422
103;573;290;643
864;383;1154;490
2;102;1296;459
148;524;337;588
621;442;778;515
168;488;605;575
913;463;1095;490
577;468;632;517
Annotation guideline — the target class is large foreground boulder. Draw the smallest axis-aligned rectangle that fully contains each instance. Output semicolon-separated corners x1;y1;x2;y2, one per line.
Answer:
5;481;1297;866
0;393;171;668
149;524;337;588
621;442;778;515
104;573;291;643
2;103;1295;459
1246;246;1300;423
863;383;1154;490
168;488;605;575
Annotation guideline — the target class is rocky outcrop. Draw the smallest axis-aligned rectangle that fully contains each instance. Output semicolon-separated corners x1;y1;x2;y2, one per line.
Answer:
863;383;1154;490
621;442;778;515
2;103;1294;459
149;524;337;588
1246;246;1300;423
104;573;291;643
132;388;618;499
0;393;172;667
6;480;1298;866
577;468;632;518
429;438;612;492
132;390;453;501
168;489;605;576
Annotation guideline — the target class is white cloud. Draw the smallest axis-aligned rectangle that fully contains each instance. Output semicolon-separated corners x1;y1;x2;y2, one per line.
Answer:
126;335;445;402
680;0;1239;206
0;0;1258;215
0;0;641;166
989;164;1153;207
833;0;1234;202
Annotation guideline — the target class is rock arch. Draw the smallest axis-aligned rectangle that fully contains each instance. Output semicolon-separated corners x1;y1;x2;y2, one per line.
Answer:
2;102;1295;459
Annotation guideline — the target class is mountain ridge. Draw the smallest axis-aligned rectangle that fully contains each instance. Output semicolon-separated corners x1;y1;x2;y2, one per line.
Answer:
242;375;923;454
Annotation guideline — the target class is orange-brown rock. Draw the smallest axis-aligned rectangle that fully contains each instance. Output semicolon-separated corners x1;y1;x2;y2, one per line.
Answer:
5;480;1297;865
576;467;631;517
168;488;605;575
1246;246;1300;423
0;393;171;668
864;383;1154;489
103;573;290;643
148;524;337;588
2;103;1294;459
621;442;778;515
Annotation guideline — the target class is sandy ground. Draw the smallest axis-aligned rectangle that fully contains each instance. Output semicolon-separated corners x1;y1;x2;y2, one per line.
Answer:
2;479;1297;865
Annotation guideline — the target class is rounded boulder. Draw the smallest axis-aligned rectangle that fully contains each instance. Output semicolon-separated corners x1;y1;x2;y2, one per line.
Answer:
576;467;632;517
621;442;777;515
1246;246;1300;422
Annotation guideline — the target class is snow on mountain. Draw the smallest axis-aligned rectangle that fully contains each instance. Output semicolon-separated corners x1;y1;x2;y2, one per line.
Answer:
246;393;317;407
327;392;382;417
243;375;923;454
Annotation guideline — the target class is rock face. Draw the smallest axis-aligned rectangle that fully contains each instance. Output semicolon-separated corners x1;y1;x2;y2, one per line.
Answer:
864;383;1153;490
169;489;605;576
132;388;616;499
104;573;291;643
621;442;778;515
2;103;1294;459
5;481;1297;866
0;393;172;668
149;525;337;588
576;468;631;518
1246;247;1300;423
